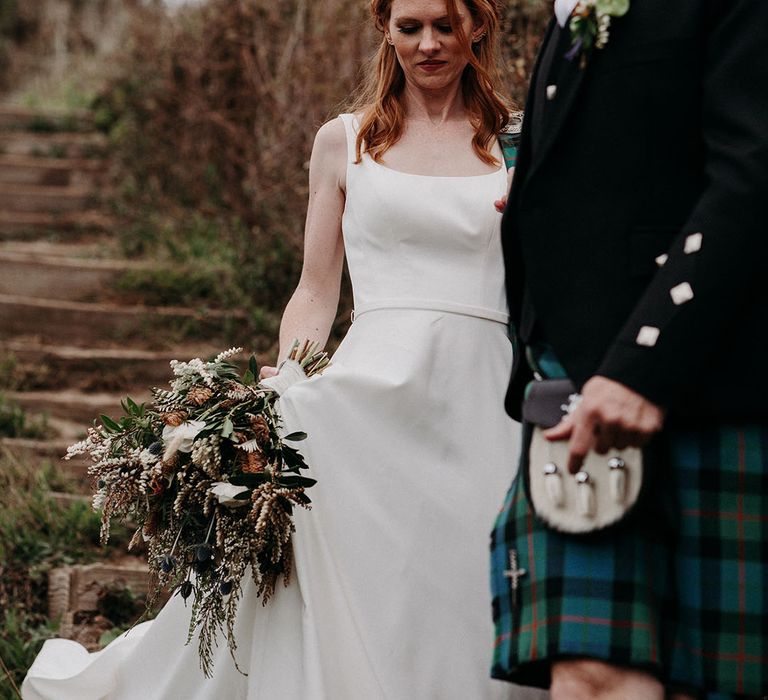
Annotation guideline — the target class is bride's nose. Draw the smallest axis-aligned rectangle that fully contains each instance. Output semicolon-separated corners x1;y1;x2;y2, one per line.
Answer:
418;28;441;54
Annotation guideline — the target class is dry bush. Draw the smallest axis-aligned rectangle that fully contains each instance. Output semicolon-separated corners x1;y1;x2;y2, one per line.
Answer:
500;0;552;102
0;0;148;100
101;1;373;246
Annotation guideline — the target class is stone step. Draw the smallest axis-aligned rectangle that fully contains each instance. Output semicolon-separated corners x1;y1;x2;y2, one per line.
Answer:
46;415;91;442
0;154;106;187
0;293;245;348
0;130;108;159
0;239;116;259
1;437;90;490
0;209;113;238
0;183;96;213
0;340;221;392
49;561;151;621
1;436;86;466
48;491;92;507
0;106;93;132
7;389;152;425
0;248;151;301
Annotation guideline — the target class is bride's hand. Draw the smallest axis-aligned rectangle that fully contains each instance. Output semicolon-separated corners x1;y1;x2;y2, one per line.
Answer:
259;366;279;380
494;167;515;213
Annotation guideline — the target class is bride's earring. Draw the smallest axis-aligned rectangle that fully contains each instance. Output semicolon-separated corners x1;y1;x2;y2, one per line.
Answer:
472;31;486;44
385;34;394;45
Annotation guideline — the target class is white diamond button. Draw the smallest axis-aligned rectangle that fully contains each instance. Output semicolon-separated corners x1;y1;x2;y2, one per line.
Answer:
684;232;703;254
655;254;669;267
670;282;694;305
636;326;661;347
546;85;558;100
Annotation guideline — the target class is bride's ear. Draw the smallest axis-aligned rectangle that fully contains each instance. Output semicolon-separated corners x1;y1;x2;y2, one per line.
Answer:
471;23;487;44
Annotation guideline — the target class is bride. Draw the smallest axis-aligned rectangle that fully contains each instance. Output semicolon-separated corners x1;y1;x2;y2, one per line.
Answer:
23;0;543;698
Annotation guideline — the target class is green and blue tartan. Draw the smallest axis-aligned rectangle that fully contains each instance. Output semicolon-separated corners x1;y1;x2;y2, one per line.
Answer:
491;401;768;698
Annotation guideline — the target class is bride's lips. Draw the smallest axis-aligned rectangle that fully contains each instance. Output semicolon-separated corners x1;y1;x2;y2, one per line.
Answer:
418;60;447;72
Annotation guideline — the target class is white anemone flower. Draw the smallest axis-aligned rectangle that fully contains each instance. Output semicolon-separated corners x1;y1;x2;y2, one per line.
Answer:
161;420;206;459
209;482;250;507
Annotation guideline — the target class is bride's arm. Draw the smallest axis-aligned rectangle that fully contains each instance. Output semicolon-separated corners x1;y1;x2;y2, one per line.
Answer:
260;118;347;377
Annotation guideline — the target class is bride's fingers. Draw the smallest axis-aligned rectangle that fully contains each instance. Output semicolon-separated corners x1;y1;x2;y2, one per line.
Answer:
259;366;278;380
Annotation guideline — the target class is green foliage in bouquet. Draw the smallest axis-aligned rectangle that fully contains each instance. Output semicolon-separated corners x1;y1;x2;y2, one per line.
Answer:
67;347;325;676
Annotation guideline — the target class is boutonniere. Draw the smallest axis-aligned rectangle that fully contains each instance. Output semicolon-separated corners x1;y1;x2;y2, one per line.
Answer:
566;0;630;67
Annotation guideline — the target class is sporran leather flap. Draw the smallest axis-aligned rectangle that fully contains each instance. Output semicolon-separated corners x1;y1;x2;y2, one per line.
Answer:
522;378;576;428
523;379;645;535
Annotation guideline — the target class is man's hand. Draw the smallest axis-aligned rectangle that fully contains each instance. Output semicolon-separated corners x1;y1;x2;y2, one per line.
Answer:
543;376;666;474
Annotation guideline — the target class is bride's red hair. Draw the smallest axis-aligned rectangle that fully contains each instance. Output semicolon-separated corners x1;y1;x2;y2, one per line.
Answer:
349;0;511;166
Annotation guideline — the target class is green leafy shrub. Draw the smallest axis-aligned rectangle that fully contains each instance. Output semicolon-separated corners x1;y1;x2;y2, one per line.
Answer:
0;394;47;440
0;451;134;695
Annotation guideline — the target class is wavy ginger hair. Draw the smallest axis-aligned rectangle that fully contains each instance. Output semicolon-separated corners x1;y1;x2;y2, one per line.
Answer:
350;0;511;166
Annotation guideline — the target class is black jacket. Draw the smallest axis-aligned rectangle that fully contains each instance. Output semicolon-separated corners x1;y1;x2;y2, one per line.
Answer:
502;0;768;422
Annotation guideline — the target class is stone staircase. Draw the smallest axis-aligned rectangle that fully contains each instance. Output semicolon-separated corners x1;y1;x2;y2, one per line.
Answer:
0;106;237;640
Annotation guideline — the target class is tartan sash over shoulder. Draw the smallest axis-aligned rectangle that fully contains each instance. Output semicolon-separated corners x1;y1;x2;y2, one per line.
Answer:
499;111;523;171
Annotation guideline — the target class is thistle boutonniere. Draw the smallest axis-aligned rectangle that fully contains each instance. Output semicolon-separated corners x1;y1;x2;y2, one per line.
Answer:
566;0;630;67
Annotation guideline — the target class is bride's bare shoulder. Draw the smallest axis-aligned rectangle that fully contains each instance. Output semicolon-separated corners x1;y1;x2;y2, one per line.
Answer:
313;116;348;155
310;117;350;188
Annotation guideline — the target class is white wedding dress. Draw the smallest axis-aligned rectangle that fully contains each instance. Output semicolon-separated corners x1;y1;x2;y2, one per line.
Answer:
22;115;544;700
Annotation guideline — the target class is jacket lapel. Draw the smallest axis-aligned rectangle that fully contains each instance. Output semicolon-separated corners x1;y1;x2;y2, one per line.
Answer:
505;18;556;211
528;23;590;175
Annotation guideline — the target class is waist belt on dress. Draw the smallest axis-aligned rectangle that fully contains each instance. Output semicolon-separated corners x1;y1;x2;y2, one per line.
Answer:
352;299;509;325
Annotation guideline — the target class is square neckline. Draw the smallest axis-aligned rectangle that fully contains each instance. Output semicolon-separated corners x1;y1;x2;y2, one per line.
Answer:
367;155;505;180
341;113;507;180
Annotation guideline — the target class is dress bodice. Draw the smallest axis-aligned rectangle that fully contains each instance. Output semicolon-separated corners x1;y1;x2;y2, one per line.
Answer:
339;113;510;323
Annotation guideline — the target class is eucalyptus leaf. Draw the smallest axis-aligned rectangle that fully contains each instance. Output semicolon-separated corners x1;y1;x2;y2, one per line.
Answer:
281;445;307;471
278;475;317;489
229;473;269;487
283;431;307;442
100;414;121;433
221;418;234;438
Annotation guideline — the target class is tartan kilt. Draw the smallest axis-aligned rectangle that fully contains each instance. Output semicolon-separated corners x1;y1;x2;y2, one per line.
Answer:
490;421;768;699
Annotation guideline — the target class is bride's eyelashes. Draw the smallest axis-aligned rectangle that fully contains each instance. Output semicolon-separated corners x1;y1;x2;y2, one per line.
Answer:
396;22;454;35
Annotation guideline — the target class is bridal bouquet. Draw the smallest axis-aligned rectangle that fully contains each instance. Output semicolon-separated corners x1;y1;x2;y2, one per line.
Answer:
67;342;329;675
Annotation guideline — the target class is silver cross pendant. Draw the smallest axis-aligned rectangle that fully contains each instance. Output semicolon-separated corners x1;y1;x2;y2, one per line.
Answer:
504;549;527;610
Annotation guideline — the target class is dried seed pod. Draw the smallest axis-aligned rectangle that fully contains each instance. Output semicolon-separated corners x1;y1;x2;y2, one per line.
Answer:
187;386;214;406
243;451;268;474
163;411;188;427
249;415;271;445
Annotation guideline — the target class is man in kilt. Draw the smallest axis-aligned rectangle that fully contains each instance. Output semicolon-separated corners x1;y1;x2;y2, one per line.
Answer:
492;0;768;698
